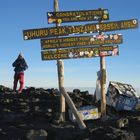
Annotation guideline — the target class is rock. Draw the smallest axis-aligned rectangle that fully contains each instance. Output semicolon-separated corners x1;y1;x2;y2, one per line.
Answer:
73;89;80;94
90;126;135;140
116;118;129;128
26;129;48;140
0;84;140;140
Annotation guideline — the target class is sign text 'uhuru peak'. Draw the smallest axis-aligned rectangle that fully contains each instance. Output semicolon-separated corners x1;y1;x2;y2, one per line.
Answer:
23;19;138;40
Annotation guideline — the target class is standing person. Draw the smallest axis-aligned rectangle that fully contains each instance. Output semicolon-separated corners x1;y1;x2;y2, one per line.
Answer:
12;53;28;93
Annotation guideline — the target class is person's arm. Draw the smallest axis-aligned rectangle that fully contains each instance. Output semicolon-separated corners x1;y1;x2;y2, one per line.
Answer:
22;59;28;70
12;59;18;67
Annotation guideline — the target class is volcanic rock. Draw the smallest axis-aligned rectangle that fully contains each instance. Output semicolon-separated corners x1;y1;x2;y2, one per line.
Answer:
0;85;140;140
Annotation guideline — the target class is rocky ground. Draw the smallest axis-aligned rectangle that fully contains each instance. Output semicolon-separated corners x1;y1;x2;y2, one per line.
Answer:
0;85;140;140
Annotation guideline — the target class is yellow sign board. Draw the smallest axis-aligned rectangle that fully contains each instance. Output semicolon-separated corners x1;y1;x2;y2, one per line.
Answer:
47;9;109;23
41;45;119;60
41;34;123;49
23;19;138;40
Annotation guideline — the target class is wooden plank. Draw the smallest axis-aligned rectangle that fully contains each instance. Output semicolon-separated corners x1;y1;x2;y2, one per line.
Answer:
23;19;138;40
41;45;119;60
47;9;109;23
61;87;87;129
41;34;123;49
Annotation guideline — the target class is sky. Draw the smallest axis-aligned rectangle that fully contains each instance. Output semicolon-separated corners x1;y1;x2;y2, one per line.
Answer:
0;0;140;93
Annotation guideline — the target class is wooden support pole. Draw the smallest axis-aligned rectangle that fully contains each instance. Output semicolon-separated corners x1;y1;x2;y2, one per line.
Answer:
54;0;86;129
99;11;107;117
100;57;106;117
57;60;65;121
61;87;87;129
54;0;65;122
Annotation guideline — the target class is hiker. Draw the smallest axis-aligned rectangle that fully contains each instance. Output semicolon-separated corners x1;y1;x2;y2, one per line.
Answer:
12;53;28;93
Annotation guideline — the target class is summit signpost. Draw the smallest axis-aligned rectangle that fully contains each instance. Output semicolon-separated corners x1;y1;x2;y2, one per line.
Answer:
23;0;138;127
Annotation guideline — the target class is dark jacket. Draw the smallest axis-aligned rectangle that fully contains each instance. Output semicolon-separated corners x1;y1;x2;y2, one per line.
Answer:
12;57;28;73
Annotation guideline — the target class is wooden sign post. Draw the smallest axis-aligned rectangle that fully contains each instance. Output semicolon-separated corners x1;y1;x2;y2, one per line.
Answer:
54;0;86;129
54;0;65;122
99;15;106;118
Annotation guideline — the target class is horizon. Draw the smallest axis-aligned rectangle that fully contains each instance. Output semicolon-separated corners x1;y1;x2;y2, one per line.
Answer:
1;84;140;96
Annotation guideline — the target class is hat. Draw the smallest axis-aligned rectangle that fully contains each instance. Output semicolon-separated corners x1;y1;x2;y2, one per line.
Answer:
18;52;23;57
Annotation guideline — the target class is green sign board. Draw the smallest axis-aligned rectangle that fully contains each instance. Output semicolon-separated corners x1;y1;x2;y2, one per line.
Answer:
23;19;138;40
47;9;109;23
41;45;119;60
41;33;123;49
